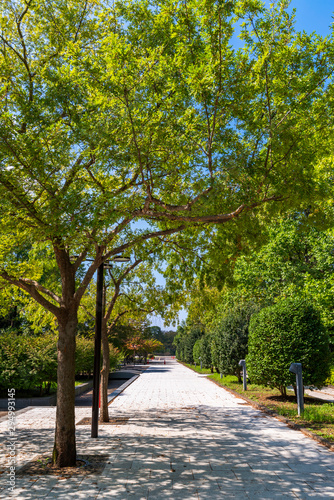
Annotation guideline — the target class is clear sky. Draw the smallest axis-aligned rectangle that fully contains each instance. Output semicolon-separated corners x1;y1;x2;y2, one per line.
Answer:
290;0;333;36
149;0;334;331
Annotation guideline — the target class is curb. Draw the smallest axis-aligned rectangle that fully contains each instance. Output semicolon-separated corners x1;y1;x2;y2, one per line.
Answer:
0;406;33;424
0;381;93;411
107;375;140;405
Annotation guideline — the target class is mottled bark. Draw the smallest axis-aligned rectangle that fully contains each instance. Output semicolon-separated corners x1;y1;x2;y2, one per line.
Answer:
52;312;77;466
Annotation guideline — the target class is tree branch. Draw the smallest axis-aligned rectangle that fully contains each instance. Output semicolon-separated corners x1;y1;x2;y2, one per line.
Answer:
0;270;60;318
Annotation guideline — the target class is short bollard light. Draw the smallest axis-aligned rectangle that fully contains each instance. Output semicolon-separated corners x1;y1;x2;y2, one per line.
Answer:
289;362;304;416
199;357;202;370
238;359;247;391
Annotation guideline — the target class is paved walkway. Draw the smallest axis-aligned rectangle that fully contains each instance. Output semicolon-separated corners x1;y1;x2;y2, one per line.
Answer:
1;360;334;499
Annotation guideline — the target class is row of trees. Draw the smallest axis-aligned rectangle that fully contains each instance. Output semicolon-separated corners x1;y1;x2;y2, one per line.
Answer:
175;212;334;393
175;298;330;395
1;0;334;466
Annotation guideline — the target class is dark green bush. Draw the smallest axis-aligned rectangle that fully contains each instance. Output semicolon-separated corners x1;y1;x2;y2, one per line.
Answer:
210;302;260;381
247;298;330;395
193;334;212;369
183;325;204;364
75;336;95;376
173;323;204;364
0;334;120;391
193;338;201;365
0;333;57;391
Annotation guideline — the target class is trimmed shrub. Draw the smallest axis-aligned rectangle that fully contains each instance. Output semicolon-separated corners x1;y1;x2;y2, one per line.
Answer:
210;302;259;381
193;334;212;369
0;334;120;391
174;324;204;364
0;333;57;392
183;325;204;364
193;338;201;365
247;298;330;396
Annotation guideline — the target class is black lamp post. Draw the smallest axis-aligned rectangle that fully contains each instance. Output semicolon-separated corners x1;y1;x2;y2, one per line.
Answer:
91;261;104;438
71;254;130;438
91;255;130;438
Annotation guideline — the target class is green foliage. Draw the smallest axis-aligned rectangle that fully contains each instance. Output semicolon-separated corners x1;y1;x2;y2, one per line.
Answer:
174;322;204;364
75;337;95;376
192;339;201;365
193;334;212;369
210;302;260;380
247;298;330;395
0;334;120;391
75;336;121;375
0;333;57;391
234;216;334;339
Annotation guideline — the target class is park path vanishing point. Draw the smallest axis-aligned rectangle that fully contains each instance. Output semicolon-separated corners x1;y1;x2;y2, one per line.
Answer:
1;359;334;499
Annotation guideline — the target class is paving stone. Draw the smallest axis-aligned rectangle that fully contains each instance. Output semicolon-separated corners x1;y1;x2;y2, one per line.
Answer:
1;360;334;498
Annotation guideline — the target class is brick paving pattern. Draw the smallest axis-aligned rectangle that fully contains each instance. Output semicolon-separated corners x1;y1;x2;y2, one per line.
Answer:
1;360;334;499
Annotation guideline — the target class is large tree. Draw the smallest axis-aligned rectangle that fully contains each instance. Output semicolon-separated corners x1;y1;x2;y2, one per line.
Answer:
1;0;333;466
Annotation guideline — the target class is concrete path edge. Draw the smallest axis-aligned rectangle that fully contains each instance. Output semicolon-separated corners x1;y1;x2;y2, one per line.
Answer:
107;374;140;404
182;362;334;453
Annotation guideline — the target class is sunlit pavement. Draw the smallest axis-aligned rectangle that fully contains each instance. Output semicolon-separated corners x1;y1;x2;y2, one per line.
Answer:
1;359;334;499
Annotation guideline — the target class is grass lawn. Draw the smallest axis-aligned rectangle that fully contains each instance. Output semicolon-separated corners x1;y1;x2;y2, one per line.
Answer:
184;363;334;444
0;379;91;398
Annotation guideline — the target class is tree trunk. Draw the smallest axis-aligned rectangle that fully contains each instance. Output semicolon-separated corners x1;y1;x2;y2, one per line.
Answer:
52;313;77;467
100;319;110;422
280;385;287;397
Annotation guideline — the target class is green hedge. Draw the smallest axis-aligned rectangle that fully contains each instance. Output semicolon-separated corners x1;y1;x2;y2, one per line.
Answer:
174;324;204;364
247;298;330;395
210;302;259;381
193;335;212;369
0;333;57;391
0;333;121;391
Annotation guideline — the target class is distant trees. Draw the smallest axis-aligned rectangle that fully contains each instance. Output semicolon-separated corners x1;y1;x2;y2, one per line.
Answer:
145;327;178;355
174;323;205;364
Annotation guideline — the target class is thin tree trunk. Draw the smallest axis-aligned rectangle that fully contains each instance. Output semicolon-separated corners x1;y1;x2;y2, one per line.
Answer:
100;319;110;422
52;313;77;467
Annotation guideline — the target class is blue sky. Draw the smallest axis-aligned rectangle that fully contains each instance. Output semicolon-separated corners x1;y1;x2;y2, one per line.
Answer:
149;0;334;331
290;0;333;36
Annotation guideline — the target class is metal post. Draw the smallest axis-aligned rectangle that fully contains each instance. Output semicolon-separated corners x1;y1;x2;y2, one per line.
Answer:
238;360;247;391
91;262;104;438
199;357;202;370
289;363;304;416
